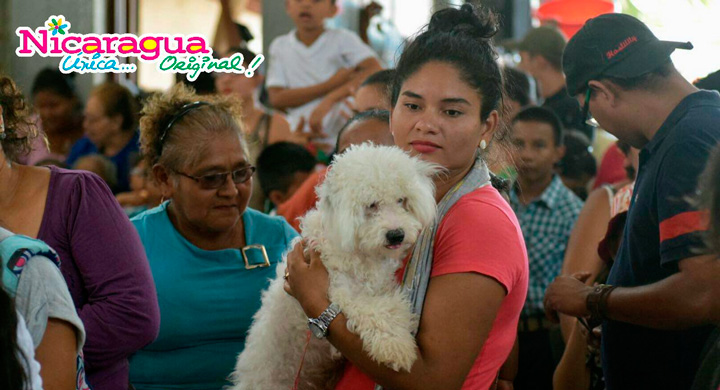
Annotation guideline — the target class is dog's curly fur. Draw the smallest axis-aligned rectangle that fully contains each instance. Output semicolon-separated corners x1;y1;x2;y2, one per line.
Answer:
231;144;439;390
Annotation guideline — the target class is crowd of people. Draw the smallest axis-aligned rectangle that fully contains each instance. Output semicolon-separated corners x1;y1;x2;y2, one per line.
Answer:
1;1;719;390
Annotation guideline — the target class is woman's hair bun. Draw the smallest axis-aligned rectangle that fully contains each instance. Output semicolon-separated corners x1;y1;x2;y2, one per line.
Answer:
427;2;498;40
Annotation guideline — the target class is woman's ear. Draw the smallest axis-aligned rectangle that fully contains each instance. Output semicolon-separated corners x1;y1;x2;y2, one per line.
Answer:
152;164;175;200
480;110;500;146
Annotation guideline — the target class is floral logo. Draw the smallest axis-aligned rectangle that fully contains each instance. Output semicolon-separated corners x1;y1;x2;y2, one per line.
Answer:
17;15;263;81
47;17;69;36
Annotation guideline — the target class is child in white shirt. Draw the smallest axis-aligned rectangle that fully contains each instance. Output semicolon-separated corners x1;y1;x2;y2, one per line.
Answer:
266;0;382;151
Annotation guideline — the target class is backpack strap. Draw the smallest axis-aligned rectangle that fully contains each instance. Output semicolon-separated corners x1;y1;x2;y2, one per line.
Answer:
0;234;61;297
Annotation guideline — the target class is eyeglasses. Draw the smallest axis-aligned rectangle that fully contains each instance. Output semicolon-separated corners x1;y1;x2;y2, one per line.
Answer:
174;166;256;190
582;88;600;128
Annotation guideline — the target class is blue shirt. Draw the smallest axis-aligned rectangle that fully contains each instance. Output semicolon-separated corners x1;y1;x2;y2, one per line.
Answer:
603;90;720;390
66;132;140;193
510;175;583;316
128;203;298;390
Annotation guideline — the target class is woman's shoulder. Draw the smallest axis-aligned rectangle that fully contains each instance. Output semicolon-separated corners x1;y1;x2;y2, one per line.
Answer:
130;203;169;233
46;165;115;209
445;185;518;227
49;165;109;191
245;208;299;242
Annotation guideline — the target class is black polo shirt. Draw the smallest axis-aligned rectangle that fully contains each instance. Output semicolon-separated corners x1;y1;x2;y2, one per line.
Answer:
603;90;720;390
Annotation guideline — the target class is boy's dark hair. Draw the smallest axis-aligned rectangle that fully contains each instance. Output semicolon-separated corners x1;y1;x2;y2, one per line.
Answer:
226;46;258;67
31;68;77;98
558;130;596;180
503;67;531;107
176;72;216;96
256;142;316;197
334;110;391;154
513;106;564;146
361;69;396;89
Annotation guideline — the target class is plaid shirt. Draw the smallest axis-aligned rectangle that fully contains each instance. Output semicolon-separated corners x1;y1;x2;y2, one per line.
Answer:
510;175;583;316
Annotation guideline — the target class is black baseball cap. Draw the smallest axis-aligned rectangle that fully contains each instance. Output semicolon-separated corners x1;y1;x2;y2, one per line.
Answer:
563;13;693;96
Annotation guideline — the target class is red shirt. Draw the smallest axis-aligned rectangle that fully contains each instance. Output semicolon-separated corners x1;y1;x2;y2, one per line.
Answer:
334;186;529;390
593;142;626;189
276;168;327;232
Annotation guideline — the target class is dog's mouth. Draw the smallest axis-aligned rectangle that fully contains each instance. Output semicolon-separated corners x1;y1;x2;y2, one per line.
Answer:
385;243;403;250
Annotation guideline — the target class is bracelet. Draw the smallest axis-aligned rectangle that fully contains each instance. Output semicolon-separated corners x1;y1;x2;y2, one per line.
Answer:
586;284;617;323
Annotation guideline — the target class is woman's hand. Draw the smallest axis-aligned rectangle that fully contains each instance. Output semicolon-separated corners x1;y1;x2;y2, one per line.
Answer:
284;241;331;318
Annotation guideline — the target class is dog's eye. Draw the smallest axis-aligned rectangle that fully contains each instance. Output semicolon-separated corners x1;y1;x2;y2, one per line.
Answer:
397;198;406;204
367;202;378;211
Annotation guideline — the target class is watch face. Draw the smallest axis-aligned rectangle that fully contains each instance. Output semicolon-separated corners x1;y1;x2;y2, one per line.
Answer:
309;321;325;338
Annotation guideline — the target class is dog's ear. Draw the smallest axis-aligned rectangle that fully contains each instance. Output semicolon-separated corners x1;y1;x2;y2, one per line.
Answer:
317;175;361;252
407;160;442;228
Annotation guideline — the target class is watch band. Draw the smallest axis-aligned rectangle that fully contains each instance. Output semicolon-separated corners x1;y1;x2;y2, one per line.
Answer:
308;302;342;338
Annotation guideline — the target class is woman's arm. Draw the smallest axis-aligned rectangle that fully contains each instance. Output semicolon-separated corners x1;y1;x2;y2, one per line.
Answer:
68;174;160;369
558;188;611;340
35;318;78;390
286;246;506;390
552;321;591;390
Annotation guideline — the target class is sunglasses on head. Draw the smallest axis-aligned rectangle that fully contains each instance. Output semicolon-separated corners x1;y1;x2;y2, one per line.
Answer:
174;165;256;190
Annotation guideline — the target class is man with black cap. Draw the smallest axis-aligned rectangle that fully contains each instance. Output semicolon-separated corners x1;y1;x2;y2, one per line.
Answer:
542;13;720;390
507;25;594;141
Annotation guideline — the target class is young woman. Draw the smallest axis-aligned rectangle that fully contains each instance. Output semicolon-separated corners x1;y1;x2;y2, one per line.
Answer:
284;4;529;389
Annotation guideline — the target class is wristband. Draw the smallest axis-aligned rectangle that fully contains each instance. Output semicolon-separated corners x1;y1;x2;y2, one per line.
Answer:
586;284;617;323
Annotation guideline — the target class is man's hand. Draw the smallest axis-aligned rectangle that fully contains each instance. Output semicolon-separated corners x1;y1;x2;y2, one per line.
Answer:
544;272;593;321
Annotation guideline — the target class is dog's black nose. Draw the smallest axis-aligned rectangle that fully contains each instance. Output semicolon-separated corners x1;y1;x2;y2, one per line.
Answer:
386;229;405;245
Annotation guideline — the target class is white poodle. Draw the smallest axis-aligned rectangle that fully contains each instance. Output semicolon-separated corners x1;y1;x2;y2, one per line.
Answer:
231;144;439;390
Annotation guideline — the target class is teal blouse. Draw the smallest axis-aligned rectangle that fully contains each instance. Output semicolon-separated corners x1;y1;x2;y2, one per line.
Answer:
128;202;298;390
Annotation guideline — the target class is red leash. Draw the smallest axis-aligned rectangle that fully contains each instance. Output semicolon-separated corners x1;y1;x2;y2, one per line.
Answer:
292;330;313;390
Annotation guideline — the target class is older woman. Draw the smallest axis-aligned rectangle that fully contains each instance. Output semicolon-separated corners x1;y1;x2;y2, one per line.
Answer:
284;4;529;390
128;84;299;390
67;82;140;192
0;74;160;390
